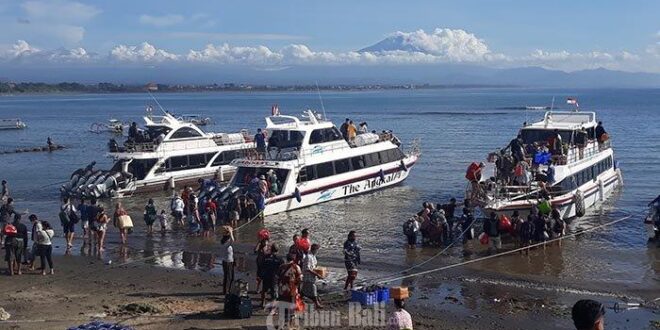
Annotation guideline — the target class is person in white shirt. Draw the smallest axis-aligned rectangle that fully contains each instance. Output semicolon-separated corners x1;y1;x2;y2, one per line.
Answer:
388;299;413;330
218;228;234;295
35;221;55;275
302;243;323;308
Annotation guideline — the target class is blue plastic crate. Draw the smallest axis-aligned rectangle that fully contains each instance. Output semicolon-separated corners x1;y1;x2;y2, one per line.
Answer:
376;287;390;302
351;290;377;305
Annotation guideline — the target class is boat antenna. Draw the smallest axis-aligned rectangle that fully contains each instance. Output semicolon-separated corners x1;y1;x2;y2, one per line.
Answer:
550;96;555;111
147;90;168;115
315;81;327;120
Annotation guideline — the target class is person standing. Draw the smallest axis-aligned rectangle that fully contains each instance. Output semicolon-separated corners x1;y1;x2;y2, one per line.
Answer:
0;197;16;245
95;207;109;252
551;207;566;246
388;299;413;330
519;214;535;255
343;231;361;290
441;198;458;239
3;216;19;276
170;193;185;228
358;122;368;135
27;214;40;270
0;180;8;202
60;197;78;250
78;198;91;245
254;128;267;159
35;221;55;275
113;202;129;245
144;198;157;235
158;210;167;234
483;212;501;253
260;244;283;308
347;120;357;142
459;207;475;245
340;118;350;140
302;243;323;309
595;121;607;146
12;214;27;275
278;253;303;326
218;228;235;295
403;216;420;249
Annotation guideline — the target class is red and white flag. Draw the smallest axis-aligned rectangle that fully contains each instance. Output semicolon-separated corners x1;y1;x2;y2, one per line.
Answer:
566;97;579;107
271;104;280;116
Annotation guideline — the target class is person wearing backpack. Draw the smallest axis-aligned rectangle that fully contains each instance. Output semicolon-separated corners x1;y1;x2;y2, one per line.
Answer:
59;197;78;250
0;197;16;246
3;217;19;276
35;221;55;275
520;214;536;255
403;216;420;249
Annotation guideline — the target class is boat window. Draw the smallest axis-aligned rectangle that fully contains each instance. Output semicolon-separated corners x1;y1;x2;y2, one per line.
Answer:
309;127;343;144
334;159;351;174
170;127;202;139
146;126;171;140
315;162;334;179
127;158;157;180
169;155;188;171
268;130;305;149
364;152;381;167
298;165;318;183
212;149;252;166
351;156;366;170
188;154;208;169
520;129;574;145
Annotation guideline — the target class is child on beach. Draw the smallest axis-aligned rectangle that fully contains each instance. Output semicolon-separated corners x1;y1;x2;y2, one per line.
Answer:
158;210;167;234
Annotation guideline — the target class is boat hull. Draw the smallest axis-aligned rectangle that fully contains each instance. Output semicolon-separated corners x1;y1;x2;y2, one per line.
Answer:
483;168;622;219
263;155;417;216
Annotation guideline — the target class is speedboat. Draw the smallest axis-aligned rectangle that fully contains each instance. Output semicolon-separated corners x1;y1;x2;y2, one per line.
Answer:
221;109;420;216
471;110;623;219
0;118;27;130
63;112;255;198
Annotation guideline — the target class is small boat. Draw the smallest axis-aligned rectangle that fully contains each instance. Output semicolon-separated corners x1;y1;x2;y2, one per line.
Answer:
645;195;660;242
179;114;211;126
0;118;27;130
525;106;551;110
471;109;623;219
222;109;420;216
90;119;128;134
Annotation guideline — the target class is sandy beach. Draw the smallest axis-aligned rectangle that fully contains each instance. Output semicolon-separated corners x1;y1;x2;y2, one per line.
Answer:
1;232;658;329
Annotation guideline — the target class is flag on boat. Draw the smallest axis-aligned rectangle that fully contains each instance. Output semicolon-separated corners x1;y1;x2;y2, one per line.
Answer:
566;98;579;107
271;104;280;116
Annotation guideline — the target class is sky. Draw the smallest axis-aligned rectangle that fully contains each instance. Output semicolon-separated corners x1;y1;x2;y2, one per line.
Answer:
1;0;659;79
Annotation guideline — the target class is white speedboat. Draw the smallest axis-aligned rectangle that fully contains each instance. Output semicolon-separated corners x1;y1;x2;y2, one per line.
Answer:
63;113;255;198
224;110;420;216
0;118;27;130
472;110;622;219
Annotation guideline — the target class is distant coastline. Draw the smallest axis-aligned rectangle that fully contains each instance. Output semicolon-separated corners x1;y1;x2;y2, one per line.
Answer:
0;82;516;95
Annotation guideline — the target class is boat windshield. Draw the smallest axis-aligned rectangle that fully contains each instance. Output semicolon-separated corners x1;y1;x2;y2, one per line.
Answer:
268;130;305;149
520;129;575;145
146;126;172;139
233;166;290;195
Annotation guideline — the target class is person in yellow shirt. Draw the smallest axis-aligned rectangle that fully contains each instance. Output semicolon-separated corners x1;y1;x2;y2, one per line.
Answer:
347;120;357;142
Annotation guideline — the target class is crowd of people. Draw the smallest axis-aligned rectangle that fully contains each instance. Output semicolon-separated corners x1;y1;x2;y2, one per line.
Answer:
403;196;566;256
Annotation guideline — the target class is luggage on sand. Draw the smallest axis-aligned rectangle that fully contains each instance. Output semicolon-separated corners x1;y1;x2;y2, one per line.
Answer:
389;286;409;300
224;294;252;319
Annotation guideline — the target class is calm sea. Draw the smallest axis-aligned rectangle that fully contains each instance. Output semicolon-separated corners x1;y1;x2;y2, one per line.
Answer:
0;88;658;289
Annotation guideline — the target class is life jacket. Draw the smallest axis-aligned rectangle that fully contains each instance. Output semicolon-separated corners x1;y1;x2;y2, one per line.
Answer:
465;162;480;181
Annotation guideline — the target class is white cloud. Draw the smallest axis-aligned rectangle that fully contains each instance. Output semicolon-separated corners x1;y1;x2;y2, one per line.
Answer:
1;27;659;73
109;42;179;62
139;14;185;27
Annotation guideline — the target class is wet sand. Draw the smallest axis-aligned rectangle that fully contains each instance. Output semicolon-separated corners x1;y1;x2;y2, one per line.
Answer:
1;231;658;329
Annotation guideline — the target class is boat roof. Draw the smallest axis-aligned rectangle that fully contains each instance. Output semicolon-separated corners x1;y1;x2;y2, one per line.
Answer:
265;110;334;131
523;111;597;130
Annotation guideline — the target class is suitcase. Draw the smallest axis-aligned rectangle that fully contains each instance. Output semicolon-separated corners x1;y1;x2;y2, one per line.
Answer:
224;294;252;319
389;286;409;300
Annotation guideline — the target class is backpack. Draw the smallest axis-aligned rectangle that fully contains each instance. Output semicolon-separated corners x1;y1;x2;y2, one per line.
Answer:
3;223;17;235
403;220;416;236
59;209;71;227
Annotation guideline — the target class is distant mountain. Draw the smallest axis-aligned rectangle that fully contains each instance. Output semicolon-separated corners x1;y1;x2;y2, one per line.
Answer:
2;63;660;88
358;34;426;53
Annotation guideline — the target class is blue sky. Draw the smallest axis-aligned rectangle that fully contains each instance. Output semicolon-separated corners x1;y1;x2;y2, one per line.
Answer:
0;0;659;75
